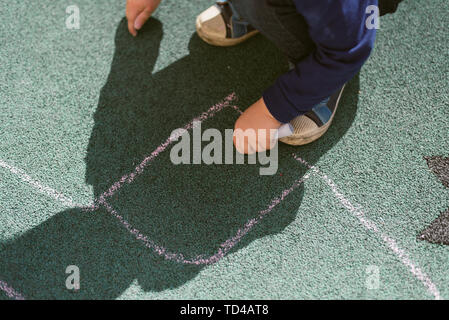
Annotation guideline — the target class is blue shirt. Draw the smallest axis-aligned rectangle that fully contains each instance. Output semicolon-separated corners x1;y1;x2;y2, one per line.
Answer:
263;0;378;123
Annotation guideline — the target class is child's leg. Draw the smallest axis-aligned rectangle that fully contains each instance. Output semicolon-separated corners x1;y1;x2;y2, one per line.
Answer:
230;0;315;64
197;1;347;152
231;0;350;148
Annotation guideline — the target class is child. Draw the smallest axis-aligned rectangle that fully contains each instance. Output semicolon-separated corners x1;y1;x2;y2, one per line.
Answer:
126;0;402;154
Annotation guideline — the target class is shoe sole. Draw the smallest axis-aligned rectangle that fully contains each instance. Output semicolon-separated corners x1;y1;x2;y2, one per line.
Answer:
196;16;258;47
279;84;346;146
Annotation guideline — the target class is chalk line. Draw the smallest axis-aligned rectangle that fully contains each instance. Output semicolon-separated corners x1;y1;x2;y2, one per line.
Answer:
86;91;439;298
3;93;437;299
86;93;306;265
85;93;240;211
100;174;308;265
85;93;308;265
0;158;79;300
0;280;25;300
0;94;241;299
0;159;76;207
293;154;442;300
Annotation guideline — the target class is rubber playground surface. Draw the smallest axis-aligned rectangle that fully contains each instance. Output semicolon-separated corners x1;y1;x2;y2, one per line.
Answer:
0;0;448;299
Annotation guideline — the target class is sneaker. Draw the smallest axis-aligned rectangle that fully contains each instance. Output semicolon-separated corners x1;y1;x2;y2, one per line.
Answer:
279;85;346;146
196;1;258;46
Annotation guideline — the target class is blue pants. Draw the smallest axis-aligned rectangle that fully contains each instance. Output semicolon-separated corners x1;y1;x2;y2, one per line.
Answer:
229;0;401;63
230;0;314;64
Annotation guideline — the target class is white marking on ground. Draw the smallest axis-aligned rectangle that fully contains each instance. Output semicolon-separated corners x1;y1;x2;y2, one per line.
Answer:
294;154;442;300
0;159;76;207
0;94;441;300
0;280;25;300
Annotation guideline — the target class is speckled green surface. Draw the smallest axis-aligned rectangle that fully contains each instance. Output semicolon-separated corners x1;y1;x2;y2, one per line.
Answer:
0;0;448;299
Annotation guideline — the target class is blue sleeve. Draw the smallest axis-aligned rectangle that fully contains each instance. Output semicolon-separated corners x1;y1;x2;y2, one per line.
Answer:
263;0;378;123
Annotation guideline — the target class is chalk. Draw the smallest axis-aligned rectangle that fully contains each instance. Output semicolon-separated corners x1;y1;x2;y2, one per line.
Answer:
277;123;294;139
293;154;442;300
0;280;25;300
100;173;308;265
0;159;76;207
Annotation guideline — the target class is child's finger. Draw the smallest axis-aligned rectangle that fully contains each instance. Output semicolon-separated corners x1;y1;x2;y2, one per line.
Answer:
126;6;139;36
134;9;153;30
128;19;137;37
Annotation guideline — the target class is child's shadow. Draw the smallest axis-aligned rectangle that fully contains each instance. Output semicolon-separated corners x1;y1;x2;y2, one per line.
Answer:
0;18;359;299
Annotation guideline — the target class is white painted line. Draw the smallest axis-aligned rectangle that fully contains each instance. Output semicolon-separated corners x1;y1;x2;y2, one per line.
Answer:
0;280;25;300
1;93;440;300
0;159;76;207
294;154;442;300
100;174;308;265
87;93;238;208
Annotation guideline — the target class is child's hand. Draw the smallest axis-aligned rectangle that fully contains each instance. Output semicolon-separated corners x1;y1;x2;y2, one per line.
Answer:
126;0;161;36
233;98;282;154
